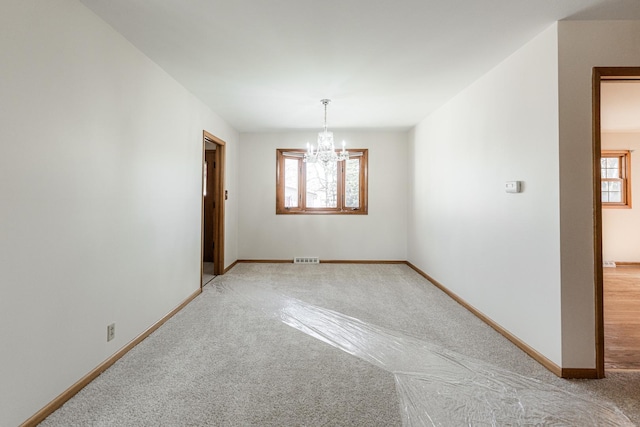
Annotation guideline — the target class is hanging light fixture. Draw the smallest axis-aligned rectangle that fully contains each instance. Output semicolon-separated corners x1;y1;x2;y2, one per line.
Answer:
304;99;349;164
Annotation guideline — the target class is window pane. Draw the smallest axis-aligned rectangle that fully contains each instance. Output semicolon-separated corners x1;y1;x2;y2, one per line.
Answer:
607;158;619;168
284;158;298;208
306;161;337;208
345;158;360;208
606;168;619;178
609;181;621;192
601;158;608;168
602;191;609;202
609;191;622;202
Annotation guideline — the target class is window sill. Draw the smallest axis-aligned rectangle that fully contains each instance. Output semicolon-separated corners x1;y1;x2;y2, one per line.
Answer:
276;209;368;215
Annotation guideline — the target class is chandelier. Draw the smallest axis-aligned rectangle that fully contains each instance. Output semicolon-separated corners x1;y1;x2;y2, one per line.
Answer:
304;99;349;164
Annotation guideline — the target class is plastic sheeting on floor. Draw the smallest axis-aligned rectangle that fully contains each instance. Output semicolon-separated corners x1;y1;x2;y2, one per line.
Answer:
215;281;633;426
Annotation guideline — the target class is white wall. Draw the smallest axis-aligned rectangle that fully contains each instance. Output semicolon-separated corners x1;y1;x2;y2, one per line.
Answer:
602;133;640;262
238;131;408;260
408;25;563;365
557;21;640;368
0;1;238;425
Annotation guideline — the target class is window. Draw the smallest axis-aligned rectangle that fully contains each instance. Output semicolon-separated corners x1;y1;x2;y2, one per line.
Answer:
276;149;368;214
601;150;631;208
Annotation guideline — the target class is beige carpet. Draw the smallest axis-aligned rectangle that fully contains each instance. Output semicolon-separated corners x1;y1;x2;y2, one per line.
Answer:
40;263;640;426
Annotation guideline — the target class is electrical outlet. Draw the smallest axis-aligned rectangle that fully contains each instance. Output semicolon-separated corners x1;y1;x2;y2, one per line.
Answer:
107;323;115;342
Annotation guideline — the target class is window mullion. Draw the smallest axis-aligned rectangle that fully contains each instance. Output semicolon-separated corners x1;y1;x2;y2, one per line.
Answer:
360;150;368;212
300;159;306;211
336;159;343;211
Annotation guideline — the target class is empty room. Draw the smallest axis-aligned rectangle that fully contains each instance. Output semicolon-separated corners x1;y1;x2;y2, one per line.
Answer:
2;0;640;425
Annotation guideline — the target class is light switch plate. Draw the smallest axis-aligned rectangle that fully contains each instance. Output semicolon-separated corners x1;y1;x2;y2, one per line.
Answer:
505;181;522;193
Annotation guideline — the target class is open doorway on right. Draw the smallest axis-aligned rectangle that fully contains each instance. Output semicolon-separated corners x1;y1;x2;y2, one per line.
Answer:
600;78;640;371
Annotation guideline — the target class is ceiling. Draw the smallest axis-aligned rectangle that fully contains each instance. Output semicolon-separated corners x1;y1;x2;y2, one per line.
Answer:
78;0;640;132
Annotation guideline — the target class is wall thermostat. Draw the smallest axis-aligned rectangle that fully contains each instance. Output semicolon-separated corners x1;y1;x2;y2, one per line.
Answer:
505;181;522;193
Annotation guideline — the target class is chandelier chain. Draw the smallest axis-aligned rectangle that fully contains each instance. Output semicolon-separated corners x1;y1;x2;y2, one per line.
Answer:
321;99;330;131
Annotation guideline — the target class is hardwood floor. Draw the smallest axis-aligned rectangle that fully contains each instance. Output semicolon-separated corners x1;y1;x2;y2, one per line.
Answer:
604;265;640;370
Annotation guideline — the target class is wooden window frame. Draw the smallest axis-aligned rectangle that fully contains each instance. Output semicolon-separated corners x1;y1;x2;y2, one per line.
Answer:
276;149;368;215
601;150;631;208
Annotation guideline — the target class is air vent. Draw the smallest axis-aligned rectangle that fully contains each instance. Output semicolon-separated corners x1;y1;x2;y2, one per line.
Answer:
294;257;320;264
603;261;617;268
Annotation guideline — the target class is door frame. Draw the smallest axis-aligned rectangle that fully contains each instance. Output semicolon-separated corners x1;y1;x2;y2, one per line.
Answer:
201;130;226;281
592;66;640;377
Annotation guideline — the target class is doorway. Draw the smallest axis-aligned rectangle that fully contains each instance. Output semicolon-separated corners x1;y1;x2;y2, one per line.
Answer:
593;67;640;376
201;131;225;286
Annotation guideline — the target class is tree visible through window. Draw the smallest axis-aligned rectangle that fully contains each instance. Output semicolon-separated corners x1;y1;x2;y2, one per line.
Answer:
601;150;631;208
276;149;368;214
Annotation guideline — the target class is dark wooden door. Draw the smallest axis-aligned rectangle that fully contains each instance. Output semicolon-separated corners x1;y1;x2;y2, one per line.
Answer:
203;150;216;262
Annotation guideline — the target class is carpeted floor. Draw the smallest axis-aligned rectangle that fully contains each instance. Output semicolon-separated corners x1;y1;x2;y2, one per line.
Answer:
40;263;640;426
